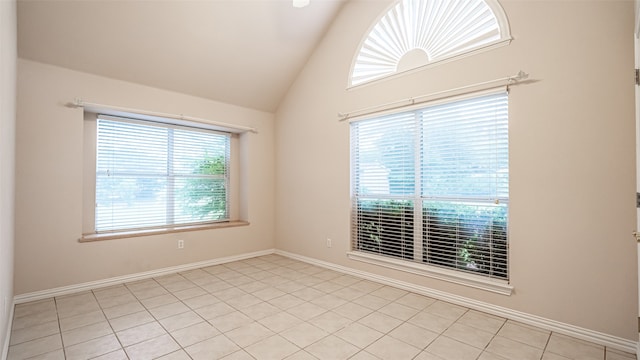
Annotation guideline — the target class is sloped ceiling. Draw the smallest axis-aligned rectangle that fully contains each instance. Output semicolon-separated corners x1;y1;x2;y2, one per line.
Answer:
17;0;346;112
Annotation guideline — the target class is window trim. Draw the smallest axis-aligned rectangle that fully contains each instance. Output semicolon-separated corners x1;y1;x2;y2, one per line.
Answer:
82;111;244;240
347;251;513;295
349;90;510;294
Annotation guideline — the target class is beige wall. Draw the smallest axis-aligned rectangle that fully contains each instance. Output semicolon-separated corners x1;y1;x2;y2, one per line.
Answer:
14;59;276;295
275;0;638;340
0;0;16;354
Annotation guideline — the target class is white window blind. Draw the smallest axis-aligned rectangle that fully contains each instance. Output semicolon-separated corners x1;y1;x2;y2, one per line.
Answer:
96;116;230;232
351;92;508;280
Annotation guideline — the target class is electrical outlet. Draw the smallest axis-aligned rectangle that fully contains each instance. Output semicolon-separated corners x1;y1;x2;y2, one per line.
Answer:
326;238;332;248
178;240;184;249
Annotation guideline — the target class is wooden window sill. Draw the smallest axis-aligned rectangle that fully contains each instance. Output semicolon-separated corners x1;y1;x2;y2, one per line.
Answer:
79;220;250;242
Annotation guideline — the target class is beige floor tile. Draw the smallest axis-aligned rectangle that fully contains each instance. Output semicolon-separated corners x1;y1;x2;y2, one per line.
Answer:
91;349;129;360
286;302;327;321
184;334;240;360
56;296;102;319
116;321;167;347
13;299;56;318
485;336;544;360
269;294;306;310
182;294;220;310
245;334;300;360
102;301;146;319
9;320;59;346
171;287;208;301
283;350;319;360
395;293;436;310
155;274;187;286
108;310;155;332
455;310;505;334
280;322;328;348
96;293;138;309
237;281;271;294
357;312;402;334
195;301;236;320
259;312;303;333
64;334;122;360
352;294;390;310
425;336;482;360
414;351;448;360
225;322;275;348
124;334;181;360
274;281;306;294
131;286;170;300
312;281;343;294
291;287;324;302
58;310;106;332
310;294;348;310
365;335;421;360
11;308;58;330
211;287;248;301
477;352;509;360
408;311;456;333
370;286;408;301
331;286;366;301
158;310;204;332
497;320;550;349
423;301;467;321
240;302;281;321
308;311;352;333
62;321;114;347
210;311;254;333
170;321;220;347
163;280;197;293
378;302;419;321
305;335;359;360
443;322;495;349
335;322;384;348
221;350;256;360
226;276;258;287
148;301;191;320
348;351;381;360
350;280;384;293
253;287;287;301
388;322;439;349
139;294;179;309
333;302;373;321
541;352;572;360
545;333;604;360
200;281;235;294
225;293;263;309
7;334;62;360
23;349;65;360
155;350;193;360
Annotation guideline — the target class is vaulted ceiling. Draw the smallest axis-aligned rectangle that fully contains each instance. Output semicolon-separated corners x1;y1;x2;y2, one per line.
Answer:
17;0;346;112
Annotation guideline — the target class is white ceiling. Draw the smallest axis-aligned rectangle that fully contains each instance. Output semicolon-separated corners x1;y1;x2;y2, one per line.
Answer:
17;0;346;112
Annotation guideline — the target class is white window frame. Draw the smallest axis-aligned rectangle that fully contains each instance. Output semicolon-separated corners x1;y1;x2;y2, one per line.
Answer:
348;90;512;295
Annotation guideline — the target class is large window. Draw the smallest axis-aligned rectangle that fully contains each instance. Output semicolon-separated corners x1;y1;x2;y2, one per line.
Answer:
95;116;230;232
351;92;508;280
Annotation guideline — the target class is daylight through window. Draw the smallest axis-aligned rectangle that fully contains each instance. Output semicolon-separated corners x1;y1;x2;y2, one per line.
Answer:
350;92;509;280
95;116;230;232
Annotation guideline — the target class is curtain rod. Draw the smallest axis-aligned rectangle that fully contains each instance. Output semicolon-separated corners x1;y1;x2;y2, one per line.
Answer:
68;99;258;134
338;70;529;121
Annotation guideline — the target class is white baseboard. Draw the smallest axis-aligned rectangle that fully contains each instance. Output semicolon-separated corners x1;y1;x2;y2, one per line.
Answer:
275;249;638;354
14;249;275;304
1;299;14;360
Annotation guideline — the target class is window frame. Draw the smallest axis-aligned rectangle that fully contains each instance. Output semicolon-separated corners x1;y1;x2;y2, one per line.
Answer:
81;112;247;241
348;90;512;295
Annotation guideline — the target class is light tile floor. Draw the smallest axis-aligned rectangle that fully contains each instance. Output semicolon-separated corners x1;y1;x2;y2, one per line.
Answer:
7;254;637;360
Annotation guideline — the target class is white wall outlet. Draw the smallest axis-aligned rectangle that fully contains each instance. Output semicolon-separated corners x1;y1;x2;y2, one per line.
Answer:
177;240;184;249
326;238;332;248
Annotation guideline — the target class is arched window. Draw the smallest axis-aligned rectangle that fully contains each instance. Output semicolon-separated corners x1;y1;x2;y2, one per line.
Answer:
350;0;512;86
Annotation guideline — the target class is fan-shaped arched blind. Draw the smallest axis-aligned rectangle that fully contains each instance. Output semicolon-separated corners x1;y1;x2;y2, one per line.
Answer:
350;0;511;86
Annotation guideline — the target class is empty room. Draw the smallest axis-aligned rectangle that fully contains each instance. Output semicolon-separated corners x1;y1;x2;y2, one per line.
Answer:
1;0;639;359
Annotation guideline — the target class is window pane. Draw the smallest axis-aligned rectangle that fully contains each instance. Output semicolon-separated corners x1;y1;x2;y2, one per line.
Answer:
354;199;414;260
95;117;230;232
